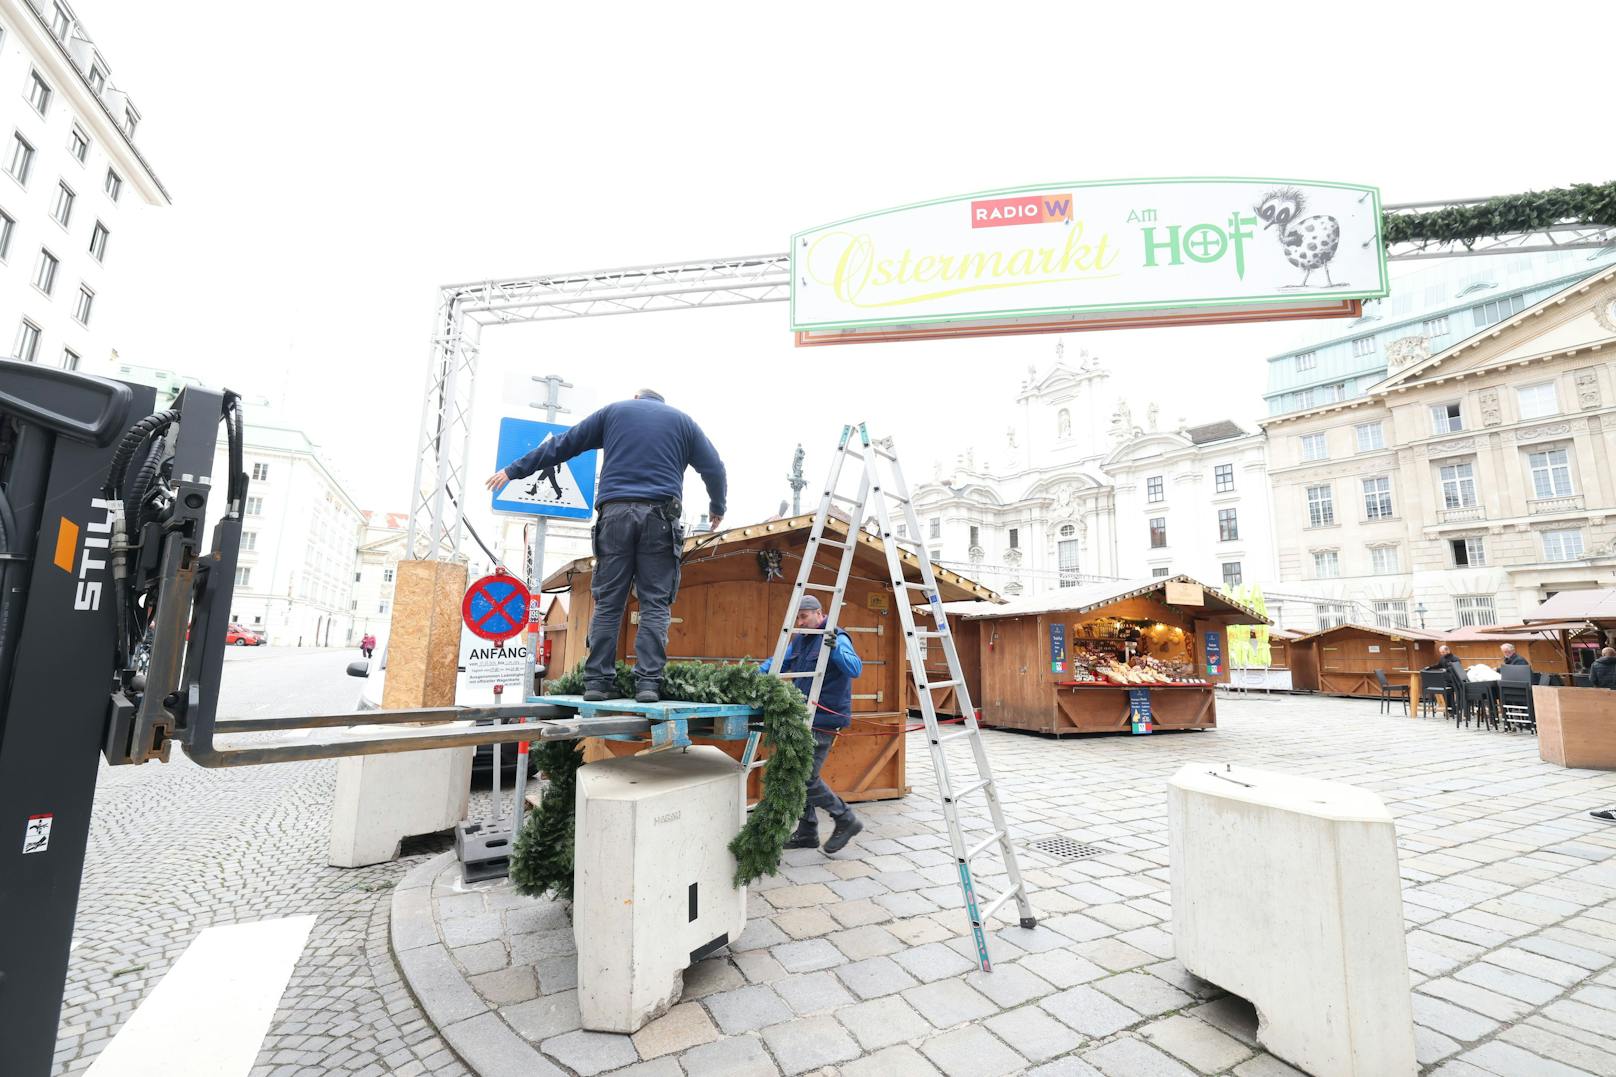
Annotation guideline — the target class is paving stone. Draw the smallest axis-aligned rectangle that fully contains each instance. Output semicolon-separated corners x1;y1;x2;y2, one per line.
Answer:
680;957;744;1000
877;891;940;918
534;954;579;995
1186;997;1258;1046
841;1043;943;1077
732;951;788;984
451;940;509;976
1095;971;1194;1016
828;924;903;960
1041;984;1139;1038
505;900;570;935
771;906;840;940
886;916;955;947
1453;960;1563;1004
1415;1024;1462;1066
1541;999;1616;1040
771;970;854;1016
1459;1040;1596;1077
630;1002;718;1059
764;883;837;910
510;929;576;965
1140;1014;1253;1073
730;917;789;952
965;962;1056;1008
505;990;583;1042
603;1059;683;1077
836;993;934;1050
996;923;1074;953
918;1024;1024;1077
704;984;793;1035
903;978;999;1027
984;1004;1083;1062
892;941;977;982
676;1032;779;1076
770;938;842;973
441;912;505;949
1017;948;1108;988
1420;976;1534;1021
1503;1021;1616;1073
540;1029;638;1076
1026;1060;1105;1077
1083;1034;1197;1076
759;1013;860;1075
1043;913;1115;943
441;1011;562;1076
829;877;890;901
1410;992;1502;1043
397;945;486;1027
1075;937;1156;971
828;898;895;928
836;955;921;999
468;966;539;1006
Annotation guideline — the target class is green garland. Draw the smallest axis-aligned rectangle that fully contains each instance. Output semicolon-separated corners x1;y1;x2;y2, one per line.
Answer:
510;661;816;900
1383;182;1616;249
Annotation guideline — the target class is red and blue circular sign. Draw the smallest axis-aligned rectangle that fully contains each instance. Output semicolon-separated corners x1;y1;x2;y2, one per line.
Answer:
462;573;530;643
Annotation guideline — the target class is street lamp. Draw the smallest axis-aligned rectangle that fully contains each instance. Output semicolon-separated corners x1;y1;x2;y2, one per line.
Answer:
1414;601;1428;630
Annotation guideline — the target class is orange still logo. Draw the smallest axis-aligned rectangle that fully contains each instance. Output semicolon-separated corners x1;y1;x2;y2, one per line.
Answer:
53;498;119;610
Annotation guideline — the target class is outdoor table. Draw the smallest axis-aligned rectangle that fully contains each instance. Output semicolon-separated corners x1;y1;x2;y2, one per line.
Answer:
1401;669;1446;717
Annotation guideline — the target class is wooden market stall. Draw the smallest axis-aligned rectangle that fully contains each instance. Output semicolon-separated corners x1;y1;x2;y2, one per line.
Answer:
1288;623;1445;698
941;575;1266;735
1442;625;1571;677
540;514;998;803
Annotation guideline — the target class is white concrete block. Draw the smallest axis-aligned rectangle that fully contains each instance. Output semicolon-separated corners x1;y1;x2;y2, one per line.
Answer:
1168;763;1416;1077
326;725;473;868
574;746;746;1034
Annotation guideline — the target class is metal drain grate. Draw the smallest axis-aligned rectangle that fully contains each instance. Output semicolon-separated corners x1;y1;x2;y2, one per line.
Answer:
1028;836;1109;861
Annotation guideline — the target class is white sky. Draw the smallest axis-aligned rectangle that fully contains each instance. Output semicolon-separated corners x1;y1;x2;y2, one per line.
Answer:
83;0;1608;530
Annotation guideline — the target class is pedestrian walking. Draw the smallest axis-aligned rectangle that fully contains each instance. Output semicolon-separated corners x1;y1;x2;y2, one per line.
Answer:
360;633;375;659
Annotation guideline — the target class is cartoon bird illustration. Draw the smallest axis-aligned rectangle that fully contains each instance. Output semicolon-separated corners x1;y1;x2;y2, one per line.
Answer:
1255;187;1342;287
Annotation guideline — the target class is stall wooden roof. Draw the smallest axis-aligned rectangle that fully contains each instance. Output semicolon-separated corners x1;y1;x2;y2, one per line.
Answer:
539;513;1000;603
1522;588;1616;626
939;575;1268;625
1444;624;1561;643
1292;623;1447;644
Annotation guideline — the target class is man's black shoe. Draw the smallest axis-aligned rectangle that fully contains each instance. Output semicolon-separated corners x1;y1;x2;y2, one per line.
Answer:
1591;809;1616;822
636;688;660;704
786;828;820;850
823;813;863;855
582;689;610;702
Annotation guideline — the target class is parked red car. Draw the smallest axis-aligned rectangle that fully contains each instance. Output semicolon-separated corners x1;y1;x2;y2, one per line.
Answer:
225;623;266;646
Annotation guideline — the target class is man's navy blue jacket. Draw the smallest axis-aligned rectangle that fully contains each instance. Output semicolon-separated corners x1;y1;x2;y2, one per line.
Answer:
506;398;726;518
760;631;863;731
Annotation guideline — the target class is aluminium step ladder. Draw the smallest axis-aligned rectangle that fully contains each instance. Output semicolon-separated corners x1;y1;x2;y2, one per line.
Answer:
764;422;1037;971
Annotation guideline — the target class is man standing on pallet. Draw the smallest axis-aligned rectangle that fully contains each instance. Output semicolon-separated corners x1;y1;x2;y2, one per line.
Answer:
760;595;865;854
485;389;725;704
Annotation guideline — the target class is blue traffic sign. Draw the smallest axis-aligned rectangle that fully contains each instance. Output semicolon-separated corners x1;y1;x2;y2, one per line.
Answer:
491;417;597;520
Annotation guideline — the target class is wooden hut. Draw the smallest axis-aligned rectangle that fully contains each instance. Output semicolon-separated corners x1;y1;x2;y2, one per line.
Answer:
541;514;998;803
942;576;1266;735
536;594;569;674
1442;625;1570;676
1288;623;1446;698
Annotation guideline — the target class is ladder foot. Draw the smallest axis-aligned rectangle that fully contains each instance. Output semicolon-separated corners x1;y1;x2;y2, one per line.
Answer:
1019;916;1038;929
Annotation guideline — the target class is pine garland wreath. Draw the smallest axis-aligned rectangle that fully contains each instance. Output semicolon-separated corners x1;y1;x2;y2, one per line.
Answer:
1382;182;1616;250
510;660;816;900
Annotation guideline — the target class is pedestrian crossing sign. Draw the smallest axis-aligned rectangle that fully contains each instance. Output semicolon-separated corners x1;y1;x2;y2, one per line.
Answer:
491;417;598;520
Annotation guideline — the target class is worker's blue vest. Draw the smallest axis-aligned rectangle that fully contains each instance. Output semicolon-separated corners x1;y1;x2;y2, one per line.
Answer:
777;631;859;731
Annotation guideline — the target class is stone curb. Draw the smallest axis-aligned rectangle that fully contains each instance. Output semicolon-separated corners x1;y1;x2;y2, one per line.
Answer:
390;851;563;1077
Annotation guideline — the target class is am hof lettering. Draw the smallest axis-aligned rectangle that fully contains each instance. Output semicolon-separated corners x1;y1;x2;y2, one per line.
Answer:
971;193;1073;228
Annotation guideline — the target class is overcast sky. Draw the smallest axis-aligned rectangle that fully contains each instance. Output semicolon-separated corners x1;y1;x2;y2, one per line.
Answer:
84;1;1607;530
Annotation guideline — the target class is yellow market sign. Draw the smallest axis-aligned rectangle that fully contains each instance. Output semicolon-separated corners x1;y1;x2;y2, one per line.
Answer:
791;178;1388;345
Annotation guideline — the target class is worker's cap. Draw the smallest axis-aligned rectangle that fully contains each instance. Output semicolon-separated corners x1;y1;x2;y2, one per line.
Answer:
797;595;823;612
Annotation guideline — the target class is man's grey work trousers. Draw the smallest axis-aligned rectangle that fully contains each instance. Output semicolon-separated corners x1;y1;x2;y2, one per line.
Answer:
585;500;682;692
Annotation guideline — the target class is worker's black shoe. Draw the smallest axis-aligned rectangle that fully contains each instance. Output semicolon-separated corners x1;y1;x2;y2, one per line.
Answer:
582;689;610;702
786;826;820;849
1591;809;1616;822
636;687;660;704
823;813;863;855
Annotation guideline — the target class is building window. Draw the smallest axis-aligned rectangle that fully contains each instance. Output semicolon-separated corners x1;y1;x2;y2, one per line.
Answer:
87;63;105;94
1362;476;1393;520
1056;409;1072;438
1354;421;1384;452
1430;402;1462;434
1296;388;1316;410
1450;536;1486;568
7;133;35;185
1057;527;1080;588
1438;461;1478;509
1305;485;1334;528
1542;529;1584;563
1352;337;1376;357
1213;464;1234;493
1373;600;1409;628
1516;382;1558;421
13;319;42;363
51;3;71;37
245;496;262;515
1149;517;1167;548
104;168;122;202
1316;602;1347;629
27;71;52;116
1295;351;1316;372
1370;546;1400;574
1300;433;1328;461
68;125;88;163
241;531;258;551
928;517;940;540
0;208;12;260
123;108;138;139
968;525;980;548
252;462;270;481
89;221;109;262
61;347;79;370
33;248;58;295
1222;561;1242;588
1321;382;1349;404
234;567;252;587
1146;475;1164;503
1218;508;1239;542
1008;528;1019;550
1528;448;1574;499
1472;293;1526;327
1151;567;1170;578
73;284;93;325
1313;550;1340;578
1454;594;1496;627
383;568;395;583
1422;316;1449;337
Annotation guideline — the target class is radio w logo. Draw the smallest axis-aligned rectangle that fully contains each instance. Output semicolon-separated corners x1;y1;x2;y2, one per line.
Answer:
971;193;1074;228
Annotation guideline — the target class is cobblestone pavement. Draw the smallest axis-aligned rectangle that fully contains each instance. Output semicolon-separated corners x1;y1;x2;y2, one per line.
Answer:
399;693;1616;1076
52;648;488;1077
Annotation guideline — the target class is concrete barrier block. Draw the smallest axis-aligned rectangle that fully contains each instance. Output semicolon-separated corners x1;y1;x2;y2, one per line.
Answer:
327;727;473;868
575;746;746;1033
1169;763;1416;1077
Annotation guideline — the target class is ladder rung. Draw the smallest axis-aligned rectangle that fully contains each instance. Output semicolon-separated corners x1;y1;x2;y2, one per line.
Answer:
964;830;1006;863
946;778;990;803
802;583;838;592
873;445;898;461
900;581;934;590
920;680;961;691
975;883;1024;926
816;538;851;550
829;493;861;505
938;728;976;744
789;627;832;635
914;630;948;639
777;671;817;679
887;534;927;548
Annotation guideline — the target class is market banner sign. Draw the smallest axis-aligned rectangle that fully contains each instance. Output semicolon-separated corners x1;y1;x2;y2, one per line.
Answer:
1204;631;1223;677
1049;623;1067;675
1165;581;1204;607
792;178;1388;345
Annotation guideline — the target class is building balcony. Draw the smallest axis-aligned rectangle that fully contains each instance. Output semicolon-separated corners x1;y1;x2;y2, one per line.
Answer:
1437;506;1485;524
1527;494;1584;515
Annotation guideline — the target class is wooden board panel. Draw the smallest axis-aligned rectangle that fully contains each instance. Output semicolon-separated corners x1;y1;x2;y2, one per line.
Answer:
1047;687;1216;733
1535;686;1616;769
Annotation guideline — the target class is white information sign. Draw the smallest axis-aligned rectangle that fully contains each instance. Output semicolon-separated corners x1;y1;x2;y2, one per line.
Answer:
791;178;1388;333
459;628;530;704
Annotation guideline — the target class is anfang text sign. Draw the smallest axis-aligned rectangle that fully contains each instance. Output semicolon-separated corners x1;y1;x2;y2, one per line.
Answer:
792;178;1388;345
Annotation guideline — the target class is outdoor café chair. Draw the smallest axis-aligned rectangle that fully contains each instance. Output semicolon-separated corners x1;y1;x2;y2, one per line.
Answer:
1375;669;1409;716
